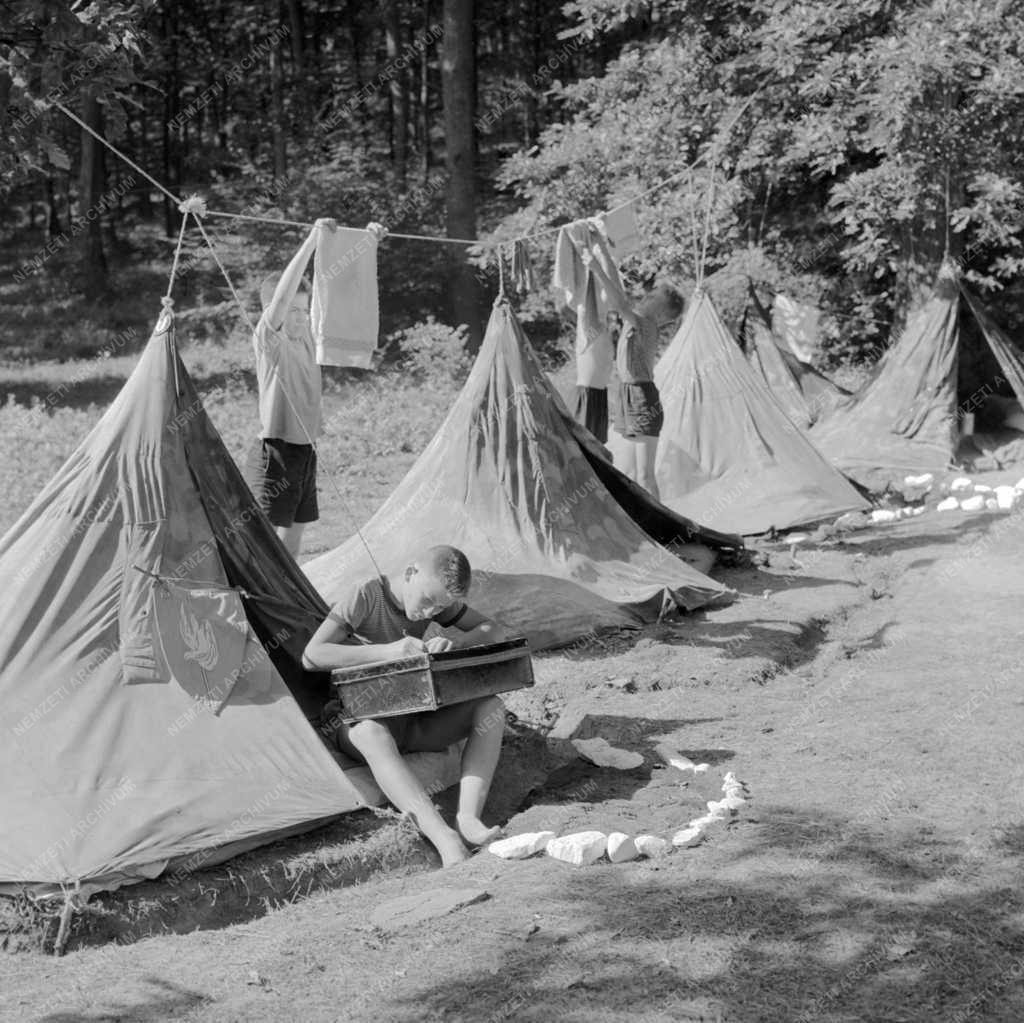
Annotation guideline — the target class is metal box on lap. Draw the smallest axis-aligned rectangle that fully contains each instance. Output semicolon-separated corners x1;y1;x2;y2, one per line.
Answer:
330;637;534;721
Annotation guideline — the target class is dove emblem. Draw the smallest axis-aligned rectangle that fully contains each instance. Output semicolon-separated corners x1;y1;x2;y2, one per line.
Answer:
179;603;219;670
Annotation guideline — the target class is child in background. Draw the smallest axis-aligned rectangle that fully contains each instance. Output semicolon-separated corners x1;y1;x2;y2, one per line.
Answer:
303;545;515;867
243;218;385;557
609;283;686;500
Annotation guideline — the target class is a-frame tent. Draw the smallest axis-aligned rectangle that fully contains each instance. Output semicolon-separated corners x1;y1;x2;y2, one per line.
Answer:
810;264;1024;487
747;317;850;430
653;289;871;535
0;311;459;894
303;299;731;651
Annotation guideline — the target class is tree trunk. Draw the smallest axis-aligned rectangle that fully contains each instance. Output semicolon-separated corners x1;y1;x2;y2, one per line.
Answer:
79;91;108;299
287;0;305;71
384;0;409;185
440;0;480;345
419;0;431;181
271;36;288;180
45;176;62;238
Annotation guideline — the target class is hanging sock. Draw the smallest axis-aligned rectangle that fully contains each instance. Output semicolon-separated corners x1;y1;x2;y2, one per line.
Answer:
510;240;536;294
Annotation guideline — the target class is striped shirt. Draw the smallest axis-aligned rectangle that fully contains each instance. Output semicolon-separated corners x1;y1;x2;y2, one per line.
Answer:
327;577;467;645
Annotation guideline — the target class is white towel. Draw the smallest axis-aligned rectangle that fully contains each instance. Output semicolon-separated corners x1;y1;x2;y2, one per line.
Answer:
311;227;380;368
599;201;640;258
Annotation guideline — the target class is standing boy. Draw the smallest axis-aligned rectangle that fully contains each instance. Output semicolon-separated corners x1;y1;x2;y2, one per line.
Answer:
244;218;384;557
303;545;514;867
609;282;686;499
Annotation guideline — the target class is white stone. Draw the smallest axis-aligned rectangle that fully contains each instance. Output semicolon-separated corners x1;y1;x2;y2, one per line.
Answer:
707;799;740;816
910;506;926;516
870;509;899;523
995;486;1019;510
720;794;747;810
904;473;934;487
546;831;607;866
634;835;671;859
960;495;985;512
693;763;711;773
721;772;747;793
1015;477;1024;492
606;832;639;863
671;826;705;848
689;813;726;829
973;484;993;493
572;736;644;770
936;497;960;512
950;476;973;492
487;831;555;860
985;498;999;511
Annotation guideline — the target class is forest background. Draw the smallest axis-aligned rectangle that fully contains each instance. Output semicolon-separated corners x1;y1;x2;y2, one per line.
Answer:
2;0;1024;373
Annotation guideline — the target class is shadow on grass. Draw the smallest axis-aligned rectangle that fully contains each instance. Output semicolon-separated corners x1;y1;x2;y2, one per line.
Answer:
390;803;1024;1023
36;977;211;1023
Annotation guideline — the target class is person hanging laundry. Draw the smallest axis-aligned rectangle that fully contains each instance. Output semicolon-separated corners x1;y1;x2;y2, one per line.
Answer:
553;219;631;444
243;218;386;558
609;282;686;500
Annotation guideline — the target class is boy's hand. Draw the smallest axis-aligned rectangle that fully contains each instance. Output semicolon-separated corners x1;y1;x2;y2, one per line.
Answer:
424;636;454;654
315;217;338;232
388;636;426;658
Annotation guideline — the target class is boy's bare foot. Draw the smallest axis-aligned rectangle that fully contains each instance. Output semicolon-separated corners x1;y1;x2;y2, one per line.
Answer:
437;831;471;868
456;813;502;847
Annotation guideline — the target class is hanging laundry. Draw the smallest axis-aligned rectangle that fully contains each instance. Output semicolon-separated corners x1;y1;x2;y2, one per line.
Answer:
311;224;382;368
510;240;536;294
552;219;630;387
599;200;641;259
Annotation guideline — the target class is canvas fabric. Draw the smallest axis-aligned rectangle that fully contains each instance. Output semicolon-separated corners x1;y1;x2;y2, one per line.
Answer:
304;300;729;651
653;290;869;535
0;310;459;892
747;319;849;429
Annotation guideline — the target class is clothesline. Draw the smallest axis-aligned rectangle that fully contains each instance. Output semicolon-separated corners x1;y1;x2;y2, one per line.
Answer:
53;91;759;252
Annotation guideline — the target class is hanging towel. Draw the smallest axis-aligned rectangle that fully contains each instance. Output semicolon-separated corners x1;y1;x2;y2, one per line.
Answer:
311;226;380;368
511;240;536;294
599;200;641;258
553;221;629;388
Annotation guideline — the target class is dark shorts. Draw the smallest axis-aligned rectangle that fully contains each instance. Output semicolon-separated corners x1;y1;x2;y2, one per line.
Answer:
243;438;318;527
611;381;664;438
317;698;495;763
572;385;609;444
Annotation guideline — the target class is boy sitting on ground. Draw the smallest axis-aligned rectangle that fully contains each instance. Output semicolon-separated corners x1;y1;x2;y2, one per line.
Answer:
303;545;514;867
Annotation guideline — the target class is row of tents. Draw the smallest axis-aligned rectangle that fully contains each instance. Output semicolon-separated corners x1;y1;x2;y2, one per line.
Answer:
3;262;1023;896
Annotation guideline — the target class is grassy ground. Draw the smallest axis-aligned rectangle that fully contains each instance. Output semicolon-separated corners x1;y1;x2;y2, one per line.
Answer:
2;503;1023;1022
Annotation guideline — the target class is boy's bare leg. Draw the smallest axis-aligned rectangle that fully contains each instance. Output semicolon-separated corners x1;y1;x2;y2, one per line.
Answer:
635;436;660;500
346;720;470;867
455;696;505;846
613;432;636;481
276;522;305;558
404;696;506;846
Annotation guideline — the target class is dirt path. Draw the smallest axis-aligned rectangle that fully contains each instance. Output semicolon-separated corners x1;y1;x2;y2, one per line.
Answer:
3;505;1024;1023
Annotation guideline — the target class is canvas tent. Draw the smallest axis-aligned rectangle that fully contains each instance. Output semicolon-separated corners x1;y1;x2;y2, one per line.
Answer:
653;289;871;535
303;299;731;650
747;317;849;429
810;265;1024;487
0;311;460;895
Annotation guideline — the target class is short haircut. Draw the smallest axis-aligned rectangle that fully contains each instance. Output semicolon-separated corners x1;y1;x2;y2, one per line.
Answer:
260;272;308;310
422;545;472;598
637;282;685;322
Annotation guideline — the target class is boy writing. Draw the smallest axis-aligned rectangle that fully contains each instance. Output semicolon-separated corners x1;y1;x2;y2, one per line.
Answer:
303;545;514;867
243;218;385;557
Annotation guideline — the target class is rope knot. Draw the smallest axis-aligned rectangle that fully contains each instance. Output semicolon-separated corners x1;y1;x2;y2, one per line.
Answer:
161;296;175;312
178;194;208;217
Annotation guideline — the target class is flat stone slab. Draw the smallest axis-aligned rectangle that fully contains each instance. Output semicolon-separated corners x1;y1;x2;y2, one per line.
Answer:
368;887;490;931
